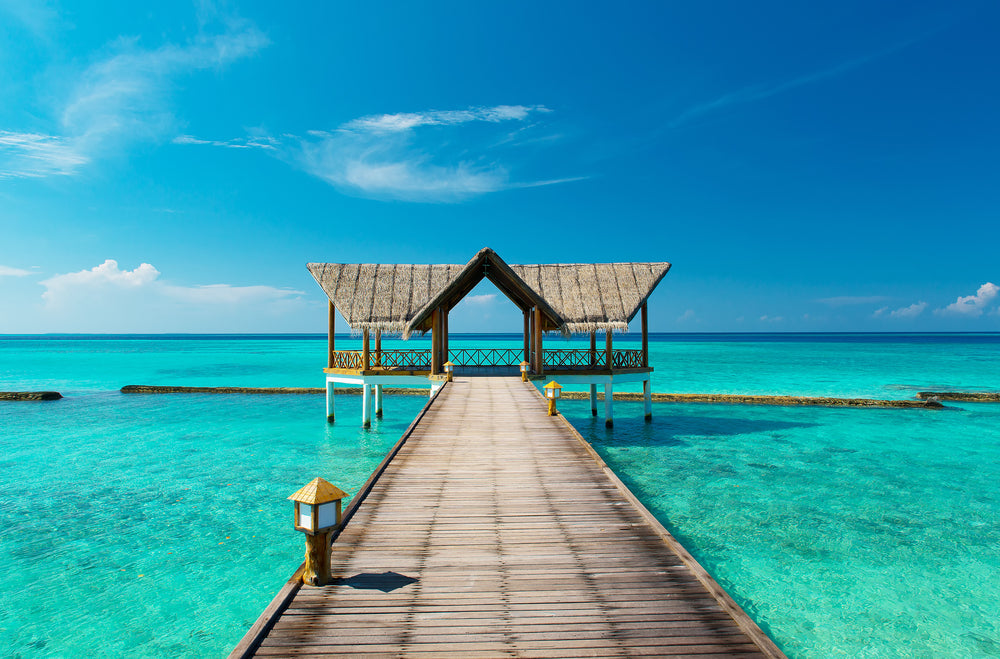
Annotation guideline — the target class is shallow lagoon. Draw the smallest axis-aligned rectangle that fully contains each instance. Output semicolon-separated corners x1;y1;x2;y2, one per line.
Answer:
1;334;999;657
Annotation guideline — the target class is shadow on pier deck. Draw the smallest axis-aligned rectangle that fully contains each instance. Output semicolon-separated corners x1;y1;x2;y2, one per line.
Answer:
232;377;785;658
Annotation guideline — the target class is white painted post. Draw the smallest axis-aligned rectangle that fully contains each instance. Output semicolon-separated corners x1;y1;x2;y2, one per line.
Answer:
643;378;652;421
604;381;614;428
326;380;335;423
589;384;598;416
362;383;372;428
375;384;383;418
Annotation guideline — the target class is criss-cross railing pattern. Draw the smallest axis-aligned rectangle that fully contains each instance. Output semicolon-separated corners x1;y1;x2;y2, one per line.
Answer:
329;347;646;371
543;349;605;368
376;349;432;369
448;348;524;367
611;349;644;369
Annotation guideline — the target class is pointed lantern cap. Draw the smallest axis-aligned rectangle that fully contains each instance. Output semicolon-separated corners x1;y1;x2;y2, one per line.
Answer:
544;381;563;391
287;477;349;505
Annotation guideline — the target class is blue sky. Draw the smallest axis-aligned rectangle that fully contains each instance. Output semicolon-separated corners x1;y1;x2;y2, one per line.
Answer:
1;1;998;333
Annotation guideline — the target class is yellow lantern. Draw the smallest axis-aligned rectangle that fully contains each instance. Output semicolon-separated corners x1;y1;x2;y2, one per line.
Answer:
520;361;530;382
544;381;563;416
443;360;454;382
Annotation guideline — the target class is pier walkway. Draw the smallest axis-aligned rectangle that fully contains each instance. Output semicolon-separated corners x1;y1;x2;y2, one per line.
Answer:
241;377;784;658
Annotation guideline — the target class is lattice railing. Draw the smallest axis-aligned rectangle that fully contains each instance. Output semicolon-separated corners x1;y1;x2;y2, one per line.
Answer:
376;349;431;369
448;348;524;367
541;348;644;370
330;350;363;369
611;349;644;369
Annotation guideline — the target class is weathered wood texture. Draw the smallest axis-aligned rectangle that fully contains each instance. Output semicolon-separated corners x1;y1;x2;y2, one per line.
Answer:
251;377;784;658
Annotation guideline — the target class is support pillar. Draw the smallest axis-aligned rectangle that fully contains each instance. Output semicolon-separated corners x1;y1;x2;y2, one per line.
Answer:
443;310;449;363
375;329;382;368
523;310;531;363
326;380;335;423
327;301;336;369
589;384;598;416
605;330;613;370
375;384;383;418
431;308;441;375
302;530;332;586
362;383;372;428
643;378;652;421
604;381;614;428
589;331;596;367
534;306;544;375
641;302;649;368
362;329;370;371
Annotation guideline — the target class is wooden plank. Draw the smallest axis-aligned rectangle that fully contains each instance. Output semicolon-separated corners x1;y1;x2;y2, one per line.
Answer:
241;377;785;658
641;301;648;367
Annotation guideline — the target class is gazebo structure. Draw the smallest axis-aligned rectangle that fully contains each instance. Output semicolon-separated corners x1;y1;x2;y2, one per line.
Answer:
308;247;671;427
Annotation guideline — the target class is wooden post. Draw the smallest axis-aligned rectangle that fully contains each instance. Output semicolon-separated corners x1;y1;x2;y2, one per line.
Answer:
533;306;544;375
641;302;649;368
528;308;535;367
375;329;382;368
302;530;332;586
589;331;596;367
431;308;441;375
523;309;530;363
443;310;449;364
362;329;370;372
326;380;335;423
605;330;613;371
327;301;335;369
589;384;598;416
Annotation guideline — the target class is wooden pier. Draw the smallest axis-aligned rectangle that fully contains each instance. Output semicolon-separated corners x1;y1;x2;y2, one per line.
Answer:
233;377;785;658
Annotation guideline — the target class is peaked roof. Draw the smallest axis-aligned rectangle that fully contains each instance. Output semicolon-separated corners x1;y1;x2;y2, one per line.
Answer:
307;248;671;337
288;477;349;504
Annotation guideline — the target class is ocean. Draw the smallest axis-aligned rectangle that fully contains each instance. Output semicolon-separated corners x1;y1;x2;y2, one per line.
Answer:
1;333;998;657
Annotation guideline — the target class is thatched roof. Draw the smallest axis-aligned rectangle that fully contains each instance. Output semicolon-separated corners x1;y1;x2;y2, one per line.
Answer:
307;248;671;337
510;263;672;334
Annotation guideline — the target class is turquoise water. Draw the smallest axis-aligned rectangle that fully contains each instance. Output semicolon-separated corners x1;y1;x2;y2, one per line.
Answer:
1;334;999;657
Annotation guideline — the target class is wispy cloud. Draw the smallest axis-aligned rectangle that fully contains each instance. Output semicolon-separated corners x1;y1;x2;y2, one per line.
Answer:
464;293;497;305
178;104;579;203
669;38;921;129
0;265;34;276
0;131;89;178
875;302;927;319
759;315;784;323
173;134;277;150
817;295;890;307
677;309;697;322
0;13;267;178
935;282;999;317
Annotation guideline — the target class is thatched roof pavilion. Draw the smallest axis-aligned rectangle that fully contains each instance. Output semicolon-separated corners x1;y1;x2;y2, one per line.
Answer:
308;247;670;339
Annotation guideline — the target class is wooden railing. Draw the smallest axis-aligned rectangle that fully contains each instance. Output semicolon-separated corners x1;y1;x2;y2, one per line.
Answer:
329;348;646;371
449;348;524;367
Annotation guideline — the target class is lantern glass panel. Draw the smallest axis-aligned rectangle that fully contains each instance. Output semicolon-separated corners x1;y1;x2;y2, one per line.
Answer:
298;503;313;530
317;501;338;530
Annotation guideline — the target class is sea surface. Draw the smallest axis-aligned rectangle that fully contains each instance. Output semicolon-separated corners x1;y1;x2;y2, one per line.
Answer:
1;333;999;657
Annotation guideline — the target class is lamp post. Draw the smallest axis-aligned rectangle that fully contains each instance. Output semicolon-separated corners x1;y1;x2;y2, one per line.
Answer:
520;361;530;382
443;361;454;382
544;381;563;416
288;477;349;586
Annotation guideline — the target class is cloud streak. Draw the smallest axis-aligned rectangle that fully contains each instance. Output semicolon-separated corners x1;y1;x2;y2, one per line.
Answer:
178;104;577;203
0;13;267;178
0;265;34;276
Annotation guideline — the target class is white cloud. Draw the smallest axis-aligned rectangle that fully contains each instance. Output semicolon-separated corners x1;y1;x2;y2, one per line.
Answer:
677;309;697;322
0;14;267;178
935;282;999;317
464;294;496;305
0;265;34;276
759;315;784;323
887;302;927;319
0;131;89;178
342;105;545;133
177;104;578;203
37;259;307;332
